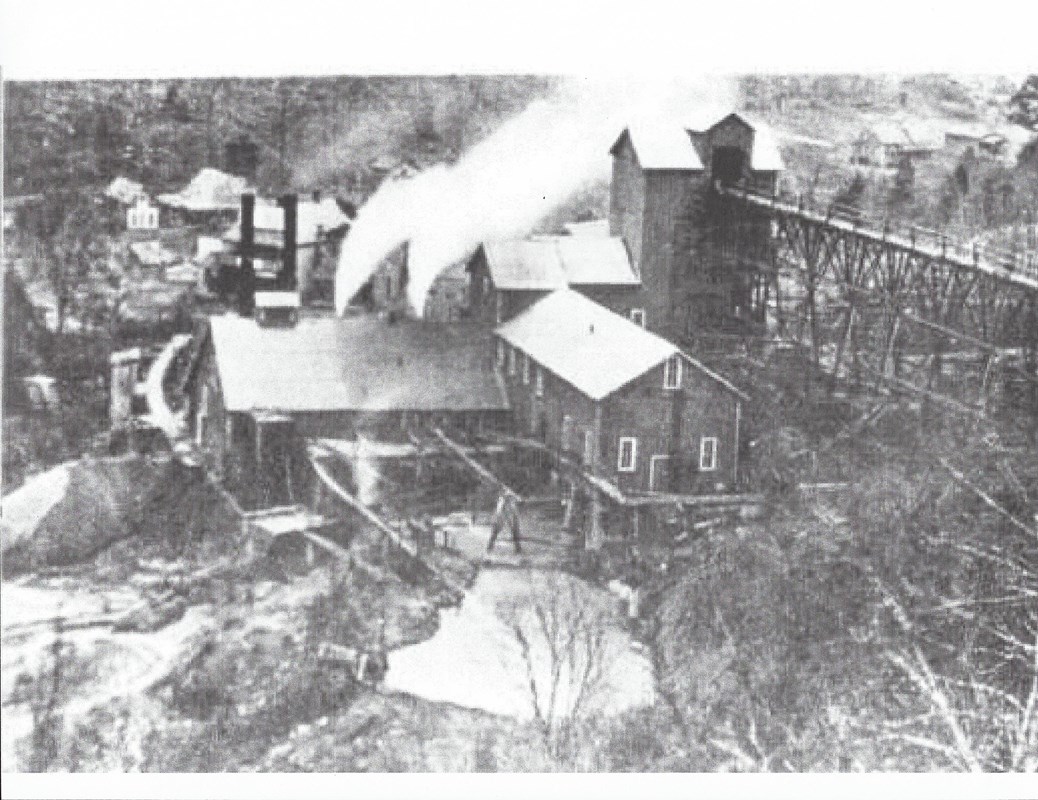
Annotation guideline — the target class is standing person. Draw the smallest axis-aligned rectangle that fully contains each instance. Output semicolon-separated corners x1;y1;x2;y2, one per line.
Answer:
487;492;522;554
506;493;522;554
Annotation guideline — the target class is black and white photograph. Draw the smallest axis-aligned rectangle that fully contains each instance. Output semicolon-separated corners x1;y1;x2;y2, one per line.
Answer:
1;2;1036;795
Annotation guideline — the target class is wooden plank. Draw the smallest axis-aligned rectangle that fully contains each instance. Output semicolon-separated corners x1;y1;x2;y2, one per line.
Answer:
485;432;628;504
307;450;467;596
308;450;417;558
432;428;522;502
623;492;764;508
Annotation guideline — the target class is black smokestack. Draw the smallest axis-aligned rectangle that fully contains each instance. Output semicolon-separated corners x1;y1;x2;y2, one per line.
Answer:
278;193;298;291
239;192;256;316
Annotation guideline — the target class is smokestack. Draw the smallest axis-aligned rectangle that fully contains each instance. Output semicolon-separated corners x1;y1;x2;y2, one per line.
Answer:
239;192;256;316
278;193;298;291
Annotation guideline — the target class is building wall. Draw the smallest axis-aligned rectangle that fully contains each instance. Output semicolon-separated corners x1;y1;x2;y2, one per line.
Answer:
609;136;645;272
496;335;742;494
601;358;740;494
707;116;756;181
640;171;701;338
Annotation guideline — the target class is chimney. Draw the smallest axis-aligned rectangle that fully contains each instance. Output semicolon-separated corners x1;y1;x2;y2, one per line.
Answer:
312;189;322;203
238;192;256;316
278;193;298;291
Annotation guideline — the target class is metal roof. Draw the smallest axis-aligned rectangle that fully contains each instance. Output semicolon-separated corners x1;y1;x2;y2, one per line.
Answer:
481;236;638;290
610;125;704;171
496;289;749;402
563;219;610;238
494;290;680;401
156;168;251;212
207;314;509;413
105;176;148;206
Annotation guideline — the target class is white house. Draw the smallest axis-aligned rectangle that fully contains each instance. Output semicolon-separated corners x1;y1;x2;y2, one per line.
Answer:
127;197;160;231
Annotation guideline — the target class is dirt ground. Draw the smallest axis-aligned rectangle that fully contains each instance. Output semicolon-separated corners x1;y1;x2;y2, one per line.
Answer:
2;453;657;772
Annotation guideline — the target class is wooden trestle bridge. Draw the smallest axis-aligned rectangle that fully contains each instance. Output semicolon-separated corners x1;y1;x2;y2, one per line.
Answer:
712;181;1038;417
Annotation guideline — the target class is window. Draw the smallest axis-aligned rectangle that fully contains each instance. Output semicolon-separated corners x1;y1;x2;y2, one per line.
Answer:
508;346;517;376
629;308;645;327
664;355;682;389
496;340;505;366
522;353;530;384
618;437;637;472
562;414;573;451
582;430;594;464
699;436;718;472
535;368;544;398
495;293;504;324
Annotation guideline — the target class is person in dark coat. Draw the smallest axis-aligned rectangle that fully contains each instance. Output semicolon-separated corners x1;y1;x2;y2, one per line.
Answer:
486;492;521;554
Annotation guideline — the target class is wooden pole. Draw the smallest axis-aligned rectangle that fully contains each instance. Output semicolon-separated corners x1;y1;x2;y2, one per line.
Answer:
308;452;467;595
432;428;522;502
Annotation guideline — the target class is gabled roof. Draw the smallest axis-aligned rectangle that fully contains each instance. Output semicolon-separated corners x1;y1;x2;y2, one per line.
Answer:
105;176;149;206
207;314;509;413
129;240;179;267
610;125;704;171
496;290;749;402
707;112;785;171
563;218;610;238
480;236;638;291
157;168;251;212
222;197;352;247
493;290;674;401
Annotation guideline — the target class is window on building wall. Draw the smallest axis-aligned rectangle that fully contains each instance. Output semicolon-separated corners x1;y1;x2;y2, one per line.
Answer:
663;355;682;389
618;437;637;472
495;294;503;324
496;339;505;366
699;436;718;471
535;368;544;398
629;308;645;327
522;353;530;384
508;346;516;376
582;430;594;464
562;414;573;452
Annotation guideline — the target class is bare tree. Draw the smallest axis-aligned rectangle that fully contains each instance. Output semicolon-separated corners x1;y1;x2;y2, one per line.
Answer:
509;573;614;761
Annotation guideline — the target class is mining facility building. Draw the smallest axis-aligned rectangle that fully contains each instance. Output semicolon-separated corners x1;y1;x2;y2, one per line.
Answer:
179;108;793;552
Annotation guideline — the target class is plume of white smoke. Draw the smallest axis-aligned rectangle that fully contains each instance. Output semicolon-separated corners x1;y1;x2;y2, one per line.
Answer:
334;76;735;315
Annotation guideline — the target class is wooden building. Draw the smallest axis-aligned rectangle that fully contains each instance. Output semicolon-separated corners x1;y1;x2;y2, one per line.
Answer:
493;289;747;496
466;235;641;325
187;312;510;507
607;112;782;339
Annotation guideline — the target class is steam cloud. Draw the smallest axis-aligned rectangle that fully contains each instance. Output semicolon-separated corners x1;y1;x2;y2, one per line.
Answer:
334;76;735;315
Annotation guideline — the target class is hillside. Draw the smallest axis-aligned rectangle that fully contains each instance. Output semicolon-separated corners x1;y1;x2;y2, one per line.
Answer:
3;76;562;201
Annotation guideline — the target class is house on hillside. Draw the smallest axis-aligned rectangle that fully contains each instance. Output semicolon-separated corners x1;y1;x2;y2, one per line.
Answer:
157;168;251;229
852;121;936;168
104;176;149;208
187;312;511;506
467;236;642;326
126;196;160;232
493;290;747;496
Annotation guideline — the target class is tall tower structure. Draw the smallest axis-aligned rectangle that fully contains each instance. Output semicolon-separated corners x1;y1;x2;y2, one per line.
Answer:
608;113;782;341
